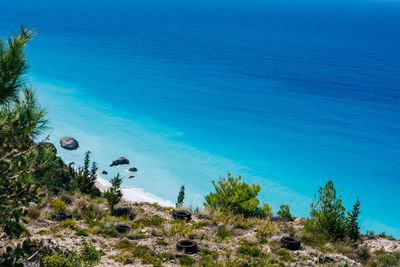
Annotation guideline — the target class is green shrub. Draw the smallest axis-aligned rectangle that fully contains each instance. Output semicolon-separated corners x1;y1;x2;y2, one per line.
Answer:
51;199;67;213
237;241;262;258
42;251;81;267
303;180;346;242
131;216;166;229
277;249;294;262
277;204;292;220
75;228;88;237
204;173;272;218
216;225;232;240
178;255;194;266
60;219;76;229
80;242;103;265
157;239;169;246
113;239;134;249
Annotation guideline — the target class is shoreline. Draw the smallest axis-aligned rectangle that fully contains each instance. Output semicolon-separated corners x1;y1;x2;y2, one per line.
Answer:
96;176;174;207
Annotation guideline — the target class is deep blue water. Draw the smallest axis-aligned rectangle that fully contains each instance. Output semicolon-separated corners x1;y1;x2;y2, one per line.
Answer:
1;0;400;236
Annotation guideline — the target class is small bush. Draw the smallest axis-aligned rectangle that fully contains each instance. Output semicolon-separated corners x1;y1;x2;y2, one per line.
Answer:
277;204;292;220
115;251;135;264
60;219;76;229
113;239;134;250
80;242;103;265
176;185;185;208
42;251;81;267
157;239;169;246
178;255;194;266
216;225;232;240
104;173;123;214
51;199;67;213
75;228;88;237
237;241;262;258
277;249;294;262
204;173;272;218
27;205;41;219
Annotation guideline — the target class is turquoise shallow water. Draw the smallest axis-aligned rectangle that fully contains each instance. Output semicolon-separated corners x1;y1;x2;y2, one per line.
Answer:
1;0;400;236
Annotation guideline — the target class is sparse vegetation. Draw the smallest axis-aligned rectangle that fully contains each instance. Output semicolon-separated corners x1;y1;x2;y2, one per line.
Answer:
104;173;123;214
277;204;292;221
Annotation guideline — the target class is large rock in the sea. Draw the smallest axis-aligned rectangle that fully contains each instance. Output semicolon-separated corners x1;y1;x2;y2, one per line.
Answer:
128;167;137;172
110;156;129;167
102;170;108;175
59;137;79;150
37;142;57;154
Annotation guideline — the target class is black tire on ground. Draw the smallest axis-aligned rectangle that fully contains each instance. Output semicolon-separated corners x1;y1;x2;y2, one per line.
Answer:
52;212;73;221
281;236;301;250
172;210;191;221
115;224;132;233
176;240;197;254
319;255;335;264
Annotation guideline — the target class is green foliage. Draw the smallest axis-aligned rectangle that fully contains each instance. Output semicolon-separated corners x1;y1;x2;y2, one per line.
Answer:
277;204;292;220
80;241;103;265
104;173;123;214
366;249;400;266
216;225;232;239
303;180;347;242
74;151;98;195
156;239;169;246
176;185;185;208
178;255;194;266
204;173;272;218
113;239;134;250
131;216;166;229
51;199;66;213
0;26;35;105
75;228;88;237
60;219;76;230
277;249;294;262
236;242;262;258
42;252;81;267
0;27;52;238
346;197;361;240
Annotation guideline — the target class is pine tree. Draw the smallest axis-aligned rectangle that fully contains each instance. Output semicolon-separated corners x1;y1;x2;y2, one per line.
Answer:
304;179;347;241
346;197;361;240
104;174;123;214
176;185;185;208
75;151;98;195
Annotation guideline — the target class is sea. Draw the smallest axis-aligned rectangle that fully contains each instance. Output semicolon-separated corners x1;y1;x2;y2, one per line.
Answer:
1;0;399;237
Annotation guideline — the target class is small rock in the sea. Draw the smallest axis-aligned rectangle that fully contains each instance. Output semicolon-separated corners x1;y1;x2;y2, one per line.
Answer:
59;137;79;150
110;156;129;167
129;167;137;172
102;170;108;175
129;176;135;179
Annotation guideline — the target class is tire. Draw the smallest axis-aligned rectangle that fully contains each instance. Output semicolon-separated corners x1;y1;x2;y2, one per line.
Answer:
115;224;132;233
319;255;335;264
176;240;197;254
280;236;301;250
172;210;191;221
52;212;72;221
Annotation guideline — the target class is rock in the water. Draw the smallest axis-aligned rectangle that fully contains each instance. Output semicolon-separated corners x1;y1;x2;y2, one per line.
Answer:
128;167;137;172
37;142;57;154
59;137;79;150
110;156;129;167
102;170;108;175
128;176;135;179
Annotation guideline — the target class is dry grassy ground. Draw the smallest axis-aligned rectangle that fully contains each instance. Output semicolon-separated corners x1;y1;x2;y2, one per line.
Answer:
1;190;399;267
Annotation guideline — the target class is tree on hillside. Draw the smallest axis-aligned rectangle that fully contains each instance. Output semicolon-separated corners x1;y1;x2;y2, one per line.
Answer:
0;27;53;238
204;173;272;218
75;151;98;195
176;185;185;208
346;197;361;240
304;180;347;241
104;174;123;214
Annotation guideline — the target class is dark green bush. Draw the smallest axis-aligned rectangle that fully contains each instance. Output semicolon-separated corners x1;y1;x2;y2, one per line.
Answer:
204;173;272;218
104;173;123;214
